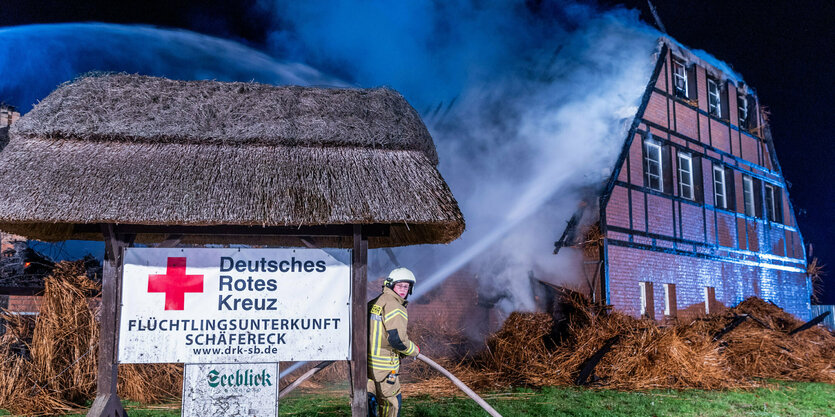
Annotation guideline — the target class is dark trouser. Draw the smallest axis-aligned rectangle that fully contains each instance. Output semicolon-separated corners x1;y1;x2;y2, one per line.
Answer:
367;374;401;417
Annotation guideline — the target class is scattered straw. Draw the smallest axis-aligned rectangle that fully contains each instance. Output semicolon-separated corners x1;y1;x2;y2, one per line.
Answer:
0;261;181;415
406;294;833;397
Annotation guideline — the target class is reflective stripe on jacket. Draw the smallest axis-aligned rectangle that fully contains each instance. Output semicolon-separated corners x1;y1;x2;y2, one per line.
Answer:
368;287;418;380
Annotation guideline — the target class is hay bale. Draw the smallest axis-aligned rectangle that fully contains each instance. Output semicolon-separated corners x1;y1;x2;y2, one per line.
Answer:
0;261;182;415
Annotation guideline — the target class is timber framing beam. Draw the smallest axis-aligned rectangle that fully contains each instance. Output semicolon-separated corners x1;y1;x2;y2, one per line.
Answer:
87;225;134;417
350;225;369;416
72;223;390;237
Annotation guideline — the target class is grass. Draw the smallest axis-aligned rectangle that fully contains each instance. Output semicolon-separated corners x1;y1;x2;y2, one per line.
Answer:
390;383;835;417
2;382;833;416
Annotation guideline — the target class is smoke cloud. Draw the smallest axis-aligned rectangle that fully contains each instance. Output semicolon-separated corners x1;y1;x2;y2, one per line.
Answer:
0;23;340;112
0;2;668;314
259;1;661;310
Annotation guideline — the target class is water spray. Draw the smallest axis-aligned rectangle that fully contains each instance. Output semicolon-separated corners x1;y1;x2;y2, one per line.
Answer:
413;167;577;300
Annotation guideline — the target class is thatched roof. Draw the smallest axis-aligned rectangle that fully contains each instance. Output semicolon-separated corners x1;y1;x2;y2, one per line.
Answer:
0;74;464;247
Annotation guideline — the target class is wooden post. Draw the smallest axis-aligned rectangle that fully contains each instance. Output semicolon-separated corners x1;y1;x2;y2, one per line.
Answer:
351;225;368;417
87;225;132;417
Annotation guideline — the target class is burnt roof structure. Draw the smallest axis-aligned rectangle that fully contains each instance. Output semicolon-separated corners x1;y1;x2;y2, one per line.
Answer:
0;74;464;247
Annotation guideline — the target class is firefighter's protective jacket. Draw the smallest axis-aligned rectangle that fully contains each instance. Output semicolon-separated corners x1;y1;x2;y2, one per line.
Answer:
367;286;418;380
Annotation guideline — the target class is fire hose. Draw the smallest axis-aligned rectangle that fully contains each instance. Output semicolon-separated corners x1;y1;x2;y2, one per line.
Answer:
278;361;334;399
416;353;503;417
278;355;503;417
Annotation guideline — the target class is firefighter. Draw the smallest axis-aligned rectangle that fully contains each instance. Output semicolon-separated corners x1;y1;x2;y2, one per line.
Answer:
367;267;420;417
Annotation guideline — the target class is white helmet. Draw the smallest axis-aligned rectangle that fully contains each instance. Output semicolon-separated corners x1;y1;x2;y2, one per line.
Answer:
385;267;416;296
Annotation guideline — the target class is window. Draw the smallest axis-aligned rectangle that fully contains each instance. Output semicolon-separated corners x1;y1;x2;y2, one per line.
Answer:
643;141;663;192
663;283;677;317
704;287;716;314
713;165;727;209
707;78;722;117
639;282;655;318
764;184;777;222
673;59;688;98
677;152;694;200
737;94;749;128
742;175;755;217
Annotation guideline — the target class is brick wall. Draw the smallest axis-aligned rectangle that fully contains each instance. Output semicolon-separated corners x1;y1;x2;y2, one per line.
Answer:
368;272;494;348
0;106;19;128
603;46;809;320
6;295;41;313
607;244;810;320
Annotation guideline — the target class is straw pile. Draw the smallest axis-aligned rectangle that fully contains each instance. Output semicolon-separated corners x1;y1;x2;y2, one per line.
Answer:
720;298;834;383
409;293;833;395
0;261;181;415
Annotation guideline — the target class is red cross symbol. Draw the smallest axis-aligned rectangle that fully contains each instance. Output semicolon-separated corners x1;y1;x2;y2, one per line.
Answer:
148;257;204;310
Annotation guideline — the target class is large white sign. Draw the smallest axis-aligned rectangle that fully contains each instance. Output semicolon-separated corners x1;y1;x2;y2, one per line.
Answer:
182;363;279;417
118;248;351;363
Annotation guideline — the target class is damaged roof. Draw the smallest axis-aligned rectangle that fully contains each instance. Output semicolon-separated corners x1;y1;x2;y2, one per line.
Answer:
0;74;465;247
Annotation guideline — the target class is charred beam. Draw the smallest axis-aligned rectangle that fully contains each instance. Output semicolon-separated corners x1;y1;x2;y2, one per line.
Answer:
788;311;831;335
746;314;773;330
575;335;620;385
713;315;748;341
554;212;581;255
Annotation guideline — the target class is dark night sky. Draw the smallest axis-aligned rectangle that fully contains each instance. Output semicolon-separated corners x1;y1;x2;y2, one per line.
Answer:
1;0;833;303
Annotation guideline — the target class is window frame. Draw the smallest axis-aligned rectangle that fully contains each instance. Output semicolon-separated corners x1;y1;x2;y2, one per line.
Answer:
663;283;676;317
742;175;755;217
713;165;727;209
707;78;722;117
704;286;716;314
764;183;777;222
672;59;689;98
643;141;663;192
737;94;749;127
677;151;694;200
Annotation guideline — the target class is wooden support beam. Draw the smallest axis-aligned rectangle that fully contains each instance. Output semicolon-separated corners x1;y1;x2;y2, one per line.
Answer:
575;335;620;385
746;314;772;330
713;315;749;341
154;234;182;248
87;225;133;417
383;247;400;267
789;311;831;335
73;223;390;237
299;237;318;248
350;225;368;417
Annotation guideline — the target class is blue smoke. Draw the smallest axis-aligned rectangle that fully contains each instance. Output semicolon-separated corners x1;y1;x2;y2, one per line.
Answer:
0;23;341;112
1;3;672;315
262;1;572;110
258;1;664;306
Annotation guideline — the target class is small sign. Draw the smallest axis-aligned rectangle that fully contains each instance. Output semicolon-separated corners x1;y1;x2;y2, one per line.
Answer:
118;248;351;363
182;363;279;417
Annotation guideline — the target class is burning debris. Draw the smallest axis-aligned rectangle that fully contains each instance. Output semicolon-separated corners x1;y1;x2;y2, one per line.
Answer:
0;241;56;291
0;237;103;301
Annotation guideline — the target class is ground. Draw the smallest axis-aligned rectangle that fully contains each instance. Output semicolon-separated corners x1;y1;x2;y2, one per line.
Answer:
1;381;831;417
